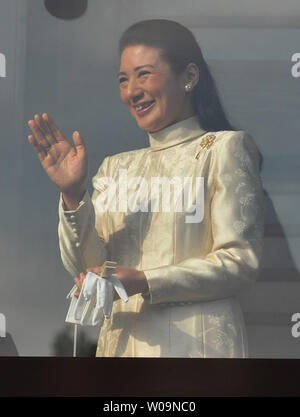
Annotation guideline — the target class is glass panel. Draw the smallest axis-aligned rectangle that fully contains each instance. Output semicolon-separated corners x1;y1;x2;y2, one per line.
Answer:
0;0;299;358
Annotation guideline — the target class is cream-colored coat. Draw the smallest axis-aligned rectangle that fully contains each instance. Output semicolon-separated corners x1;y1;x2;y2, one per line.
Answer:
58;116;265;357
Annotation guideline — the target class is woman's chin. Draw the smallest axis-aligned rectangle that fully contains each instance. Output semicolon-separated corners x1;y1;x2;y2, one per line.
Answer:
136;118;167;133
136;120;157;132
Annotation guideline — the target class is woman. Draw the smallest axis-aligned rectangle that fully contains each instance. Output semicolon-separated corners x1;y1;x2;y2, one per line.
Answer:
28;19;264;357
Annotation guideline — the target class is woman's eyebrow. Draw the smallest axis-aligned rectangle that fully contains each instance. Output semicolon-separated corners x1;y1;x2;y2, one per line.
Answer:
117;64;154;77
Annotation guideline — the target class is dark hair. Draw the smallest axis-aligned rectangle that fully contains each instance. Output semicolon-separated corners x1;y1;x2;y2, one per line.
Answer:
119;19;236;132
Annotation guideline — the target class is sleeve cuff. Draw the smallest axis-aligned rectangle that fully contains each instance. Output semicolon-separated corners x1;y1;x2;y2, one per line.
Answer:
143;267;169;304
58;190;96;246
60;191;89;213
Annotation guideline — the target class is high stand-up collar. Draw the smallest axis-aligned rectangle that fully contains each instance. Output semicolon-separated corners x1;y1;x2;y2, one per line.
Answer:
147;115;207;150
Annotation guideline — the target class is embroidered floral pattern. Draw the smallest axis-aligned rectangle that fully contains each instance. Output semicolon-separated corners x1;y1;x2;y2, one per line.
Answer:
227;136;264;240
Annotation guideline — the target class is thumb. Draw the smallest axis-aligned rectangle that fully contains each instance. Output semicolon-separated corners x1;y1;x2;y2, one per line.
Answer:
72;131;86;152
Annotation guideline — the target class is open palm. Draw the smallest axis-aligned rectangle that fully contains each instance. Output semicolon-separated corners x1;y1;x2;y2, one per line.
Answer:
28;113;88;196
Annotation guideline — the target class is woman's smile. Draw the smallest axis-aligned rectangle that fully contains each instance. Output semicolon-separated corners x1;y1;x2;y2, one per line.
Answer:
134;99;156;116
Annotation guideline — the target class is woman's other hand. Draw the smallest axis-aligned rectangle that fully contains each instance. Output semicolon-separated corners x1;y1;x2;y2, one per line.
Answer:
28;113;88;209
75;265;148;300
74;272;87;298
112;265;148;297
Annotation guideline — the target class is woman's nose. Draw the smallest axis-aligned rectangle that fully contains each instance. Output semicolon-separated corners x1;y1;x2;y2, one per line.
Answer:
126;79;144;102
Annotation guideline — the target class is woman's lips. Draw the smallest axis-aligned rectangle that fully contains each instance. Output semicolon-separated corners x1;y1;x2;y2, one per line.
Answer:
135;100;155;116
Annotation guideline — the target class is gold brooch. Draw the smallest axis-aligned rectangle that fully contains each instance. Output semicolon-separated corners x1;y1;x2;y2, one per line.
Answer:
195;134;216;159
200;134;216;149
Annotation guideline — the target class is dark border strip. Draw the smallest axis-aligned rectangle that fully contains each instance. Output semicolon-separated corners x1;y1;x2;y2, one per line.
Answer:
1;358;300;397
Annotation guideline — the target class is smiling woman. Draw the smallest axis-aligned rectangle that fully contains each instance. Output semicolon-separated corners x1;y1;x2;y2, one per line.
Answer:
118;20;235;132
28;19;265;358
118;45;196;132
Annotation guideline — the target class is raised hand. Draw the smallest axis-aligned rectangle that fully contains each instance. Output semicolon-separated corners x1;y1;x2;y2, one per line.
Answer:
28;113;88;204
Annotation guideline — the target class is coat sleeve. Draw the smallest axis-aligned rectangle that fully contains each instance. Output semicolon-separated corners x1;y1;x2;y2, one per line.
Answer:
57;157;110;277
143;131;265;304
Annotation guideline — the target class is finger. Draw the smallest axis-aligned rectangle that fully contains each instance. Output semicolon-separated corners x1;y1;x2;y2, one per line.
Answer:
74;280;80;298
74;278;81;292
36;113;57;145
74;275;85;289
28;118;52;150
73;275;84;298
72;131;86;154
34;114;57;150
74;274;86;298
28;134;47;161
43;113;67;143
74;276;81;285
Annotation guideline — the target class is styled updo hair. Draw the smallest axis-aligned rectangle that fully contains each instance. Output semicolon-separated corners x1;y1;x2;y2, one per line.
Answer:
119;19;236;132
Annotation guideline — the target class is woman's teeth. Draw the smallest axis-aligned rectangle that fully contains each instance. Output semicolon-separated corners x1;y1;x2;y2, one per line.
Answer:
136;101;155;111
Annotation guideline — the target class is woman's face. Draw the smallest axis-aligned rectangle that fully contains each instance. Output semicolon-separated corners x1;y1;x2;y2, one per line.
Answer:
118;45;194;133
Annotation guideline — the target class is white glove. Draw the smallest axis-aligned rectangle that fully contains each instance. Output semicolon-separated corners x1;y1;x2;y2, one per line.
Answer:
65;272;128;326
82;272;128;318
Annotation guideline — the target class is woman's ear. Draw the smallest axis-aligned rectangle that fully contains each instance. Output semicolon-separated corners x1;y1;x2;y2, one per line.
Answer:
182;62;199;92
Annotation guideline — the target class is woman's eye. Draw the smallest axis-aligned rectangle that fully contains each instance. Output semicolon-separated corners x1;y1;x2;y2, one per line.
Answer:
138;71;150;77
118;71;149;85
